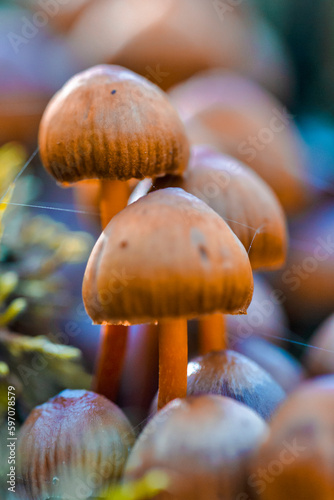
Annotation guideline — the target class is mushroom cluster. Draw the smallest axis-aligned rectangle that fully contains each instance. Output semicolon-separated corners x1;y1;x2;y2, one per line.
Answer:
16;56;324;500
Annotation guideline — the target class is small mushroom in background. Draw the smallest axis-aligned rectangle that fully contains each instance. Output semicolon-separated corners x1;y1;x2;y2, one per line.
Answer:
169;71;311;215
130;145;287;354
67;0;256;90
83;188;254;410
125;395;269;500
38;64;189;402
248;376;334;500
17;389;136;500
304;313;334;377
234;336;304;394
66;0;294;100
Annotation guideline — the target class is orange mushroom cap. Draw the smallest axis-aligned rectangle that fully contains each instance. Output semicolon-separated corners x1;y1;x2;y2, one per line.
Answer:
38;65;189;184
83;188;254;325
130;145;288;271
169;71;310;214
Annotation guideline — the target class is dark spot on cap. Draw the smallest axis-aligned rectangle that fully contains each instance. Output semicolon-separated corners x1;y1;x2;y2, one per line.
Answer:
198;245;208;261
111;90;117;95
120;241;128;249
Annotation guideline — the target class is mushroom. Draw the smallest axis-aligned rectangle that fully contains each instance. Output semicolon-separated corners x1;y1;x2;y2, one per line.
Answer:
130;145;287;353
17;389;136;500
169;71;310;214
83;188;253;409
38;64;189;401
125;395;269;500
248;377;334;499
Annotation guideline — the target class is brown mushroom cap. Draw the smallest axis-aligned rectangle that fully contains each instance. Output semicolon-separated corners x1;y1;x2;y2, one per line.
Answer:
169;71;309;214
17;389;135;500
249;378;334;500
67;0;255;90
130;145;287;270
125;395;268;500
83;188;254;325
38;65;189;184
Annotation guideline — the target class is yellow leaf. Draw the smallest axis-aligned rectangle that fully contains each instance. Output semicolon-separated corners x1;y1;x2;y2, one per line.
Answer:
0;184;14;241
0;142;26;198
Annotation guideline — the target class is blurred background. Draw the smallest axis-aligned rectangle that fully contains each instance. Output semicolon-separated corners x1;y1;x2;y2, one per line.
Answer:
0;0;334;460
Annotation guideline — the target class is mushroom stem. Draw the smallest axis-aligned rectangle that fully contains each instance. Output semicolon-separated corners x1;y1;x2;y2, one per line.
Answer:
100;179;130;229
93;324;128;401
198;313;227;355
93;180;130;401
158;318;188;410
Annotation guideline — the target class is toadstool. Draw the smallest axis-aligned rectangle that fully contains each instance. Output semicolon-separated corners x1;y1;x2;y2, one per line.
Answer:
83;188;253;409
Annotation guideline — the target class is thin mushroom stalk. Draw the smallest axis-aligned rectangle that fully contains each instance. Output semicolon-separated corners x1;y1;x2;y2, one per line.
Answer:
198;312;227;354
158;318;188;410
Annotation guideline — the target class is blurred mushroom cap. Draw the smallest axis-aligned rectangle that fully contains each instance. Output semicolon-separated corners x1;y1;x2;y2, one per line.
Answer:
249;377;334;500
17;389;135;500
83;188;254;325
125;395;268;500
130;145;288;270
68;0;255;90
169;71;310;214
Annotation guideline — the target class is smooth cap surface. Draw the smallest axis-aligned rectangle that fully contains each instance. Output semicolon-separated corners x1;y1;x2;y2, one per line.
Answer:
83;188;254;325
